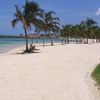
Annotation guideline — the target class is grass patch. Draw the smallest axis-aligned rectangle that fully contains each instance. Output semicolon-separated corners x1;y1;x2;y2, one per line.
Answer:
92;64;100;86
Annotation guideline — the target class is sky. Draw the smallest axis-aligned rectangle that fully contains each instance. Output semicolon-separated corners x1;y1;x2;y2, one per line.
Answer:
0;0;100;35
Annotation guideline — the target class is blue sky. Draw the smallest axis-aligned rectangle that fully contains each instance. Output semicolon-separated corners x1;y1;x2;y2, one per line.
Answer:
0;0;100;35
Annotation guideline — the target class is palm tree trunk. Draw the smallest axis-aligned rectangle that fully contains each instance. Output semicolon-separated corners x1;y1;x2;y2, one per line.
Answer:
83;38;85;44
96;38;98;43
79;38;82;44
42;36;45;47
61;38;64;45
24;28;28;51
50;39;53;46
92;39;94;43
67;37;69;44
86;38;88;44
76;37;78;44
99;39;100;43
65;38;67;44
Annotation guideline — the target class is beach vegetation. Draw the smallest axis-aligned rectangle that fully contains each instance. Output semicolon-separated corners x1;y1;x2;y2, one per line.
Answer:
11;1;100;48
35;11;60;46
12;1;44;52
60;17;99;44
92;64;100;86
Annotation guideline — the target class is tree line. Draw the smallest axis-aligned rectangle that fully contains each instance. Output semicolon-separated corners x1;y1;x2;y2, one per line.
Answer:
60;17;100;44
12;0;100;52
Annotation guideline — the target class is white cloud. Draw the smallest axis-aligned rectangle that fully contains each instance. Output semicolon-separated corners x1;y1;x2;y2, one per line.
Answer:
96;8;100;16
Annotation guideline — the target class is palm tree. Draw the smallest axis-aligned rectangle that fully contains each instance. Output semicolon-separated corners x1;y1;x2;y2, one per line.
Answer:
93;26;100;43
35;11;60;46
79;18;97;44
79;21;87;43
12;1;44;52
84;18;97;43
60;25;73;44
73;24;87;44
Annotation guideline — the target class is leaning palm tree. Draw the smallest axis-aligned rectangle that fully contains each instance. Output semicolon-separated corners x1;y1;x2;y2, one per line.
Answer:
35;11;60;46
12;1;44;52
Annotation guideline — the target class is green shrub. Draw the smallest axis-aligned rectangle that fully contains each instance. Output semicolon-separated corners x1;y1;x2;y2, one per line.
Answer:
92;64;100;86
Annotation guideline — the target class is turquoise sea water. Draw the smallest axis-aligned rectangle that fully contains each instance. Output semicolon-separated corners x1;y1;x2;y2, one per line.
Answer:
0;38;61;53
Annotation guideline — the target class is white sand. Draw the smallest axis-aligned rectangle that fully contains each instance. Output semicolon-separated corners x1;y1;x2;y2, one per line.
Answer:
0;43;100;100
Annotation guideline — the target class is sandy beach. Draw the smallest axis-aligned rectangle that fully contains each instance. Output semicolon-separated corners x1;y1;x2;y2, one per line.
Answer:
0;43;100;100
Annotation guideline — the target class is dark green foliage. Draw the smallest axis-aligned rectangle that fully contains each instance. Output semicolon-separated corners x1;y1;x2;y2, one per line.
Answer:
92;64;100;86
60;17;100;44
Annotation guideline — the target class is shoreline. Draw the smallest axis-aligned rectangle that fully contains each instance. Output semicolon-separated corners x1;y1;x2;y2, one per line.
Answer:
1;42;62;55
0;39;96;54
0;43;25;54
0;38;62;54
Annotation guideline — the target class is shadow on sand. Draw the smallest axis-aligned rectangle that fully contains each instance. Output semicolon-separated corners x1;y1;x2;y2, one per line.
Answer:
16;49;41;55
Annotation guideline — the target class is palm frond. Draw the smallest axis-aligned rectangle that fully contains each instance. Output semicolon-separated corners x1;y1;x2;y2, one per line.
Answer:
51;17;60;21
49;21;60;25
12;19;20;28
48;11;56;15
